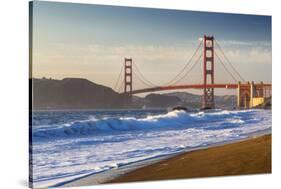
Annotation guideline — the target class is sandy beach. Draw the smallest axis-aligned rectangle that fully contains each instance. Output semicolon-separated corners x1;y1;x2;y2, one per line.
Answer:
108;134;271;184
61;134;271;187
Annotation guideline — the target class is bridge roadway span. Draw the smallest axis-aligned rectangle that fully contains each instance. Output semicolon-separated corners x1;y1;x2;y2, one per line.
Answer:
123;83;272;95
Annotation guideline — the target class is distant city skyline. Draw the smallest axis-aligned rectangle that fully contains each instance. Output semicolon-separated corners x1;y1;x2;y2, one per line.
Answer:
32;1;272;95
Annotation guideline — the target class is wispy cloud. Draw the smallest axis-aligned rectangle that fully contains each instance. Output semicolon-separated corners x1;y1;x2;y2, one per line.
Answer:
35;40;272;66
216;40;271;48
33;41;272;88
85;42;272;65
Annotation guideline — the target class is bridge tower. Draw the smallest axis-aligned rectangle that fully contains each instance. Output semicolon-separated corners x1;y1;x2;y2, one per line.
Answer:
202;35;215;109
124;58;133;96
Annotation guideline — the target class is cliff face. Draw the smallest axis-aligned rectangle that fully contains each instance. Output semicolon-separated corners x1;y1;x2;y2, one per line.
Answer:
32;78;127;110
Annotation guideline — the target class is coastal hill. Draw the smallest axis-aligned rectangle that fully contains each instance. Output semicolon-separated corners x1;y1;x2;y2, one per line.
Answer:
32;78;236;110
32;78;127;110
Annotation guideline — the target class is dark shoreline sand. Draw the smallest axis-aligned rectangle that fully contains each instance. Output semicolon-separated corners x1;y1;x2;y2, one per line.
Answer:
108;134;271;184
61;134;271;187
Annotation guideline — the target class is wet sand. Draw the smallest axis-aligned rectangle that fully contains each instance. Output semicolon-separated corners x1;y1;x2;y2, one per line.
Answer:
61;134;271;187
108;134;271;184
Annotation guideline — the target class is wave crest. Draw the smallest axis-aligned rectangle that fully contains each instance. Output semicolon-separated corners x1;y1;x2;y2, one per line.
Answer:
33;109;255;140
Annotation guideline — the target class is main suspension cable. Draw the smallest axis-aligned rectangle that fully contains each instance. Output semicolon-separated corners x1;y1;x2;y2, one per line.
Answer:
214;39;246;82
132;69;155;88
132;61;158;87
215;52;238;82
164;41;203;86
113;63;124;91
171;50;203;85
117;78;124;93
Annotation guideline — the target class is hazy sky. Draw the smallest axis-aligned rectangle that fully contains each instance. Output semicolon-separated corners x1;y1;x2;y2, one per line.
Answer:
32;1;272;95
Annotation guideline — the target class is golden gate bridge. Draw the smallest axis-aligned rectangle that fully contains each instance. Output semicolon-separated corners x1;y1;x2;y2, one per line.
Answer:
113;35;271;109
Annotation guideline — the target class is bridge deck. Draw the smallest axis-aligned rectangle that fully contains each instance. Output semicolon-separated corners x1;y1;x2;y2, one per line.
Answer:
122;83;271;95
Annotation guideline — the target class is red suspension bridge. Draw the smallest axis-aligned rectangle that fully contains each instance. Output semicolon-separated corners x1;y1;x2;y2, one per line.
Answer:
113;35;271;109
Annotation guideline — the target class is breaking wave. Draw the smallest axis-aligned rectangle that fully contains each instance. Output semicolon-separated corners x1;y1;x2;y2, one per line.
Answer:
33;109;261;140
32;109;271;188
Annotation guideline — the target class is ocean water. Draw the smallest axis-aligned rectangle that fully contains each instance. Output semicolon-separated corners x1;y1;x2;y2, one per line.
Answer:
31;109;272;188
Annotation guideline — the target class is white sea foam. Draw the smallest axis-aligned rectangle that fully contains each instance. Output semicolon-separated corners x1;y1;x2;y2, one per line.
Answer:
33;109;262;140
32;109;271;188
